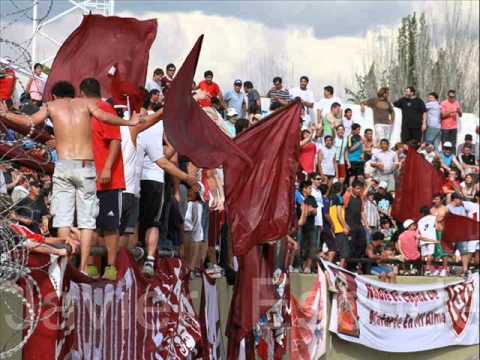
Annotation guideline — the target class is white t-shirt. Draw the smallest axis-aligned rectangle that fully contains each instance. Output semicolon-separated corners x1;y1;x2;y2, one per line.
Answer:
120;126;141;196
145;79;162;93
417;215;437;245
342;117;353;137
311;187;324;227
314;96;343;118
289;87;315;125
463;201;479;220
137;121;165;183
0;171;7;194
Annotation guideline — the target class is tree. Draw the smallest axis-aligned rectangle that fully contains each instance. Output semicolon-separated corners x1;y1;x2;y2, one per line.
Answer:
349;2;479;115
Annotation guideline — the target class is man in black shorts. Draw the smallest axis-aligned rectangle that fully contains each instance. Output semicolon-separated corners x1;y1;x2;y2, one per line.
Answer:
345;180;368;271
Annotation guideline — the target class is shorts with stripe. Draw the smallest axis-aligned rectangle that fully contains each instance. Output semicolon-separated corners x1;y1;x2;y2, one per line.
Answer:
119;192;139;235
96;190;122;234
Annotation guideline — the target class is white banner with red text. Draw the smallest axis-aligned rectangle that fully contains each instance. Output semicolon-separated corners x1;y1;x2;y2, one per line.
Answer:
323;261;479;352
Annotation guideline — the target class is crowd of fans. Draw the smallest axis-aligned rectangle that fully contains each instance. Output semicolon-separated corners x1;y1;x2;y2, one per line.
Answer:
0;60;479;283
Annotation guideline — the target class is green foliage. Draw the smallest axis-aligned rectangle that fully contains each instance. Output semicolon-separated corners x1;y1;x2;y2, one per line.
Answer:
349;7;479;114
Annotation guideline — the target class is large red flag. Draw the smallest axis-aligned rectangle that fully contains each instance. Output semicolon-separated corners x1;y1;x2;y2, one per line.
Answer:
110;65;146;113
392;146;446;222
223;100;302;256
162;35;252;169
43;15;157;101
443;213;480;243
226;244;278;360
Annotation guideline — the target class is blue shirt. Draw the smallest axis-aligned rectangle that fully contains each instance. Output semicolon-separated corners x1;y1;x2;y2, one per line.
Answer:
295;190;304;205
440;152;453;167
224;90;245;118
348;134;364;163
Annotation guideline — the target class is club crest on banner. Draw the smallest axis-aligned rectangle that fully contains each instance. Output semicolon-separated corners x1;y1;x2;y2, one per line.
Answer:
446;280;475;337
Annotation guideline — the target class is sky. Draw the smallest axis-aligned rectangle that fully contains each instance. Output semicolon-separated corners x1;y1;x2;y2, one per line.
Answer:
0;0;471;97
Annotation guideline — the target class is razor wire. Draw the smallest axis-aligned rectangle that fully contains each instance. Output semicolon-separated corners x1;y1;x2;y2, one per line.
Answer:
0;0;54;70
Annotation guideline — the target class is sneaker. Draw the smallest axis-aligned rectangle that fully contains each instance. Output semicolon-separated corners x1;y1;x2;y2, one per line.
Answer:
102;265;118;281
142;261;155;277
424;271;432;276
303;268;312;274
439;269;448;277
86;265;100;279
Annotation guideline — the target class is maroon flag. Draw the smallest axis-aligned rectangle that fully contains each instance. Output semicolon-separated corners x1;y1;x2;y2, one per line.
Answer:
226;245;278;360
223;101;302;256
443;213;480;243
44;15;157;101
392;146;446;222
110;65;145;113
162;35;252;169
0;144;54;174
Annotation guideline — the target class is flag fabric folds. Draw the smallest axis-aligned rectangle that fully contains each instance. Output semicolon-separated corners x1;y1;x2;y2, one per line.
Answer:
223;100;302;256
226;244;278;360
443;213;480;243
162;35;252;169
392;146;445;222
43;15;157;101
110;65;145;113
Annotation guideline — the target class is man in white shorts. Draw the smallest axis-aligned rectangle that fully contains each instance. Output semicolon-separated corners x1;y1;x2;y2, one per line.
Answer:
417;206;439;275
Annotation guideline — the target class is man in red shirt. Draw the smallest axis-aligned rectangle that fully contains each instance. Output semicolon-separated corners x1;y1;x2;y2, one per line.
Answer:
0;65;16;109
80;78;125;281
161;63;176;94
441;89;463;153
197;70;224;109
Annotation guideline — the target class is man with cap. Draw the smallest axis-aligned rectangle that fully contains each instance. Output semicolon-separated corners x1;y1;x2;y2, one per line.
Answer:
439;141;464;177
224;79;246;118
398;219;420;262
11;180;48;234
374;181;394;218
224;108;238;138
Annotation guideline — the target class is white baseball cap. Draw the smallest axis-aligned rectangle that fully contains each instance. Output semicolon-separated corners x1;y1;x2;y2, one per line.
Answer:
403;219;415;229
226;108;238;117
443;141;453;148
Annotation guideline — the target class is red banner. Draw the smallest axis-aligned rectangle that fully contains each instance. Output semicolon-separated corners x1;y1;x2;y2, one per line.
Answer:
44;15;157;100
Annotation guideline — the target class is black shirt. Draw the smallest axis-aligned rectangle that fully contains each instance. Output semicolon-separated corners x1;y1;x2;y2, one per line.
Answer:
461;154;476;166
297;195;318;231
393;97;427;129
15;196;48;233
346;195;363;230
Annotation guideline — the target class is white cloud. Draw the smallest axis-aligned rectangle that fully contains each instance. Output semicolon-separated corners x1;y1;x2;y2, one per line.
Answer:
2;8;369;98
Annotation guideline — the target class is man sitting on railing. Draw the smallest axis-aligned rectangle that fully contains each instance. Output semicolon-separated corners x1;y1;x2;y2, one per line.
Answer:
367;231;399;283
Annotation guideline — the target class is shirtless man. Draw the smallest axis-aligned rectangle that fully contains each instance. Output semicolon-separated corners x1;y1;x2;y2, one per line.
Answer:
430;193;450;276
0;80;140;275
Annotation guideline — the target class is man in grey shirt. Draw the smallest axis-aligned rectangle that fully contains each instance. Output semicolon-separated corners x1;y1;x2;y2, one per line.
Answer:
425;92;442;150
